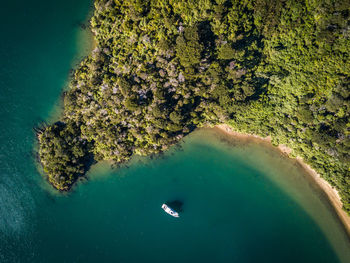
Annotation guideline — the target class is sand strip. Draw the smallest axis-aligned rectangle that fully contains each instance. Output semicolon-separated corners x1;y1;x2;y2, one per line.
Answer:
215;124;350;237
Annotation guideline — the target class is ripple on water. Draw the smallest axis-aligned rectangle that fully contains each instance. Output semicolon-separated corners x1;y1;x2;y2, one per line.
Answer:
0;172;35;236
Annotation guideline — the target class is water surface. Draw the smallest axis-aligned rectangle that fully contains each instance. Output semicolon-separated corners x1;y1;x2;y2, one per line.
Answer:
0;0;92;261
0;1;350;262
27;129;350;263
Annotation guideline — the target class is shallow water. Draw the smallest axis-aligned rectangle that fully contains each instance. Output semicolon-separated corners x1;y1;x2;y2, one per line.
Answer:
0;1;350;262
25;129;350;263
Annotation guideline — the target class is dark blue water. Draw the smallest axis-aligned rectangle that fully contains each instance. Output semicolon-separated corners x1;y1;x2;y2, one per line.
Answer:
0;1;349;262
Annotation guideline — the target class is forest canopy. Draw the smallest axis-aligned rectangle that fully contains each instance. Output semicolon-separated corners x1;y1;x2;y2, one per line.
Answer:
37;0;350;214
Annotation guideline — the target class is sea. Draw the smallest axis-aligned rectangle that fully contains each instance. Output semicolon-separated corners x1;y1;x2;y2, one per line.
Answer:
0;0;350;262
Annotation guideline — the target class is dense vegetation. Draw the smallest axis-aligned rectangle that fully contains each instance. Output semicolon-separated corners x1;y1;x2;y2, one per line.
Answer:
37;0;350;214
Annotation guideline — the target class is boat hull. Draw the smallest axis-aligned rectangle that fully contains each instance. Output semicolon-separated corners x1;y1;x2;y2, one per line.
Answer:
162;204;179;217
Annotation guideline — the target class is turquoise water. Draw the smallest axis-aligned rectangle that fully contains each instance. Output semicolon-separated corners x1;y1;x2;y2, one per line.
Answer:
0;0;92;261
1;1;350;262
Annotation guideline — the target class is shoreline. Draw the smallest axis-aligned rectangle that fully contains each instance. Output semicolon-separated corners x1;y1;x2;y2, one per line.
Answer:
215;124;350;237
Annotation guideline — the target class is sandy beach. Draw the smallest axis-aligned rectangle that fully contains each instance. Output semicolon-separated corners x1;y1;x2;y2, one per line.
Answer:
215;124;350;237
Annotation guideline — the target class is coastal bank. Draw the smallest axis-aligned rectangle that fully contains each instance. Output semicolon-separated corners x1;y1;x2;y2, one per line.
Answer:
215;124;350;239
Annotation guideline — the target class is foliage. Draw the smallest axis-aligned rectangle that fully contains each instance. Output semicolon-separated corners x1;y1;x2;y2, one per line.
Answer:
37;122;93;190
228;0;350;213
37;0;350;215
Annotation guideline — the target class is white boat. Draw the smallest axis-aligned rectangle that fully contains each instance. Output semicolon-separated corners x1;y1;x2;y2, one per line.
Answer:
161;203;179;217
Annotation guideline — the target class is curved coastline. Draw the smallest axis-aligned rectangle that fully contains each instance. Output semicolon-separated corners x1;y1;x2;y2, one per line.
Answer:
215;124;350;238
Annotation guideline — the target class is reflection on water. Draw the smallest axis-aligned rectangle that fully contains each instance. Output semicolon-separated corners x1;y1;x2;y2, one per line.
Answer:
1;0;350;261
0;173;34;235
0;0;93;261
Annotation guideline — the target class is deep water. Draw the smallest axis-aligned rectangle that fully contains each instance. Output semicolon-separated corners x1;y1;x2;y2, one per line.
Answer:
0;1;350;262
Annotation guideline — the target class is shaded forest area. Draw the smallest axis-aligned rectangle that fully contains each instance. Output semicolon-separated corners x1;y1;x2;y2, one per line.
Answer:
37;0;350;214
